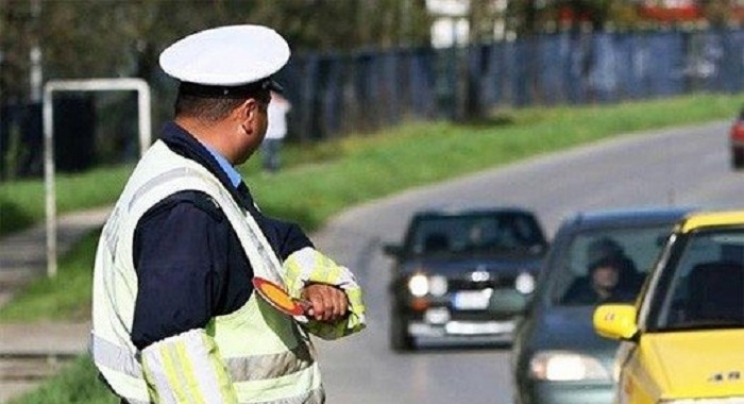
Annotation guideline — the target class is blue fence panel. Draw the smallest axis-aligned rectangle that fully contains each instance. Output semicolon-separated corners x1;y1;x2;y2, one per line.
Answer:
568;34;594;104
407;47;438;118
536;34;567;105
718;30;743;93
650;31;686;97
612;34;641;100
351;52;373;132
724;30;744;92
487;41;510;107
381;51;401;127
473;44;495;107
250;28;744;141
510;39;531;107
589;33;619;103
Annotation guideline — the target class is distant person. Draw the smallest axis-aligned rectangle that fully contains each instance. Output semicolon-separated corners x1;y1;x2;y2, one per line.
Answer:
262;90;291;173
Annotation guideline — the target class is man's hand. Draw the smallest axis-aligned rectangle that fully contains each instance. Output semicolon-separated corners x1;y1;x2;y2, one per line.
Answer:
301;283;348;322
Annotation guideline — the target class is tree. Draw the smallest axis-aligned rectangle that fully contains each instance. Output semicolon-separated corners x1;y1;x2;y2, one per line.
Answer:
505;0;541;36
698;0;733;27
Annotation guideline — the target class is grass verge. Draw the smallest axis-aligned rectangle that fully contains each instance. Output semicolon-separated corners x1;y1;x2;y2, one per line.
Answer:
6;355;117;404
0;231;100;322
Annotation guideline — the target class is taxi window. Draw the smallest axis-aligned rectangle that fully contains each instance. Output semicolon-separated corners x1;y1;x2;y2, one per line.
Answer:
553;224;672;306
650;229;744;331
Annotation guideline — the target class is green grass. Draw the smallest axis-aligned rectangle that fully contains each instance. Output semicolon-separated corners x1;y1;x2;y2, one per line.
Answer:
2;94;742;237
0;231;100;322
3;93;744;403
0;166;134;235
6;355;118;404
246;94;744;228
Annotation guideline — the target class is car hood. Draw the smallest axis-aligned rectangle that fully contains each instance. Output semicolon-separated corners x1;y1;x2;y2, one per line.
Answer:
640;329;744;399
528;305;619;365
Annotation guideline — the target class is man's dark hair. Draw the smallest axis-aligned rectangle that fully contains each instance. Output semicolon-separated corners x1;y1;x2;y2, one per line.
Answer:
174;95;246;122
173;82;270;122
587;237;624;267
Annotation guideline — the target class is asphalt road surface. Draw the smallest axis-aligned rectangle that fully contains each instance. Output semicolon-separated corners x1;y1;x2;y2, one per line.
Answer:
308;120;743;404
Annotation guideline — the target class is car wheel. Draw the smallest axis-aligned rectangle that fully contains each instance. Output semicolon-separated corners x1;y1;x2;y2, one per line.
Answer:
732;148;744;170
390;312;415;352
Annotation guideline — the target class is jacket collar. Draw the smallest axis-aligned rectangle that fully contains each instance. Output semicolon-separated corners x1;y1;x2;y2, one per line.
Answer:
159;121;256;209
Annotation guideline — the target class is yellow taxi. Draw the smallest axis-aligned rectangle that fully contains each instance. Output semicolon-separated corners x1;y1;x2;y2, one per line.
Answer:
593;210;744;404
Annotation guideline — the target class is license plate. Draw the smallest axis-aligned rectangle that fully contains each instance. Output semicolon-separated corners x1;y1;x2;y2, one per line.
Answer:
453;290;490;310
446;320;515;335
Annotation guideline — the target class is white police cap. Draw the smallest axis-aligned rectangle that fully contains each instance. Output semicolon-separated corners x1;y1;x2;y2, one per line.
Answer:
159;24;290;96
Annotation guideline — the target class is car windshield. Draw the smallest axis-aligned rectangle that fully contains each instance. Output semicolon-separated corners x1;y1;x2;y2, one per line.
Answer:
407;212;545;255
550;224;673;306
648;228;744;332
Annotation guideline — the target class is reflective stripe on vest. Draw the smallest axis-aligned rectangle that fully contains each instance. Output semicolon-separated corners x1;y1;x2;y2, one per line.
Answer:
248;388;325;404
91;332;315;383
92;333;322;404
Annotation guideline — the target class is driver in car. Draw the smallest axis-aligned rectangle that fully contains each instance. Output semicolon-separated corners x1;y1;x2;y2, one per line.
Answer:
564;254;638;304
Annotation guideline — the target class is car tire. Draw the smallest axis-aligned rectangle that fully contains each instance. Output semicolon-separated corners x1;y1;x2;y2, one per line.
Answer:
390;312;415;352
732;148;744;170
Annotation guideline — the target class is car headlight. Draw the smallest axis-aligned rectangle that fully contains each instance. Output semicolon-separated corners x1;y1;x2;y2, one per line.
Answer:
408;274;429;297
407;274;448;297
529;350;611;381
515;272;535;294
661;399;744;404
428;275;448;296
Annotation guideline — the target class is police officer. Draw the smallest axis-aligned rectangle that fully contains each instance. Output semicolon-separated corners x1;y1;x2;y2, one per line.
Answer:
90;25;366;404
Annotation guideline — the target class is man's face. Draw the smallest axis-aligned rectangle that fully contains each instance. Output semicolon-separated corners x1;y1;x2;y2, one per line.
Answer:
592;265;620;289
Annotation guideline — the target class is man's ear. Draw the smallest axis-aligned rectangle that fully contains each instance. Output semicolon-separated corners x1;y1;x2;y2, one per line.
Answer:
238;99;258;120
239;98;265;137
233;98;256;130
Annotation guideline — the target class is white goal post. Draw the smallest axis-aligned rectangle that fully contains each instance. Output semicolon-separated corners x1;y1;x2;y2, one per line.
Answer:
43;78;152;277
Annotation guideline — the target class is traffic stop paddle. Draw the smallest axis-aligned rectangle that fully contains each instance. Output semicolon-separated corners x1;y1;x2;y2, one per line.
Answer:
252;277;309;316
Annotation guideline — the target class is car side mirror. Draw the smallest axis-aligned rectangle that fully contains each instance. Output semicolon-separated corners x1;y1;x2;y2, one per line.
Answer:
593;304;639;341
488;289;529;315
383;243;403;258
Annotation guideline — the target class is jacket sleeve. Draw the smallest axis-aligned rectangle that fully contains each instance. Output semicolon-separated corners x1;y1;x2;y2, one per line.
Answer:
282;247;367;340
131;192;231;350
140;329;238;403
131;192;241;402
255;213;314;260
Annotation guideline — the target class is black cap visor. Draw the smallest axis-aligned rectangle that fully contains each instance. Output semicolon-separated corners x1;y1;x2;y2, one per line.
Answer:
179;78;283;98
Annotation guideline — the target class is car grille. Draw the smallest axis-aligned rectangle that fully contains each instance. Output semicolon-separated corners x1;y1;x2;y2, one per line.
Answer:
448;274;516;291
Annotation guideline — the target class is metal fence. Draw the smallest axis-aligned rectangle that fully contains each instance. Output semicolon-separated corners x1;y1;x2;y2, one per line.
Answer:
280;27;744;141
2;28;743;178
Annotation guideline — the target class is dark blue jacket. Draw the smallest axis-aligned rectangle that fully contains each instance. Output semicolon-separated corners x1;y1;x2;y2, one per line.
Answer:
130;122;313;350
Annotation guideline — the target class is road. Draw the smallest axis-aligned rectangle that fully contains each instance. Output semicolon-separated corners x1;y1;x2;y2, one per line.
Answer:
308;120;743;403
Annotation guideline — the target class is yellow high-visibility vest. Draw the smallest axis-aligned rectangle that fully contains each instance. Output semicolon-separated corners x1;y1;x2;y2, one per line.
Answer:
91;141;323;404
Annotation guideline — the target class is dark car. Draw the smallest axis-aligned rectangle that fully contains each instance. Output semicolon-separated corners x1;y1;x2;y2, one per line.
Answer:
511;206;694;404
383;207;549;351
730;108;744;169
